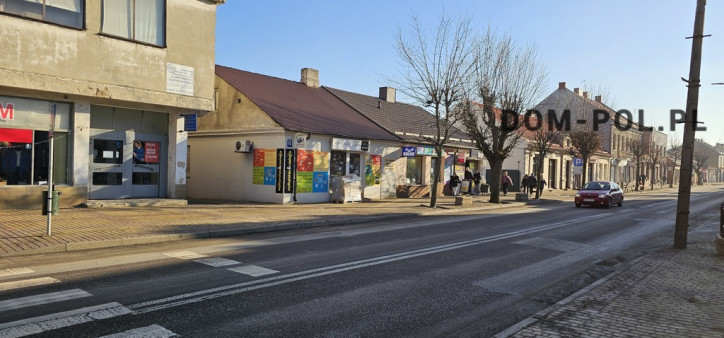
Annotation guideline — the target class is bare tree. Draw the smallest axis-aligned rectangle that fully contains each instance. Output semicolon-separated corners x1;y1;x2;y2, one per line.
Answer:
391;13;476;208
460;29;547;203
668;132;682;187
693;150;709;185
526;126;562;199
646;132;667;189
629;137;647;191
567;129;601;186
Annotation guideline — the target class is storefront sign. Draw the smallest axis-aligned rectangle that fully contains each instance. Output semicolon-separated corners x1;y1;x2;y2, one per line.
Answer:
416;146;436;156
361;140;369;152
0;96;70;130
275;149;285;193
295;133;307;147
284;148;296;193
184;114;197;132
402;146;416;157
332;138;364;151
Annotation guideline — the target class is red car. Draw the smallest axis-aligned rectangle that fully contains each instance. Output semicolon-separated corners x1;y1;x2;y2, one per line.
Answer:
575;181;624;208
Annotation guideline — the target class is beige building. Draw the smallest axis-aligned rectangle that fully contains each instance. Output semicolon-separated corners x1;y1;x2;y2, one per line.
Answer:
0;1;223;209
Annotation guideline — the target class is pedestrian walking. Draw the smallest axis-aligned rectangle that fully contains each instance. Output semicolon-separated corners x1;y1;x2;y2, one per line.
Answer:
450;173;461;197
501;171;513;196
464;167;473;195
527;174;537;197
473;170;482;195
537;178;547;197
521;174;529;194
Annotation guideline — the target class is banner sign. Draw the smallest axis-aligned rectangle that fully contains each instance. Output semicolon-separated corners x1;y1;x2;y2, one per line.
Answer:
402;146;416;157
276;149;285;193
284;148;296;193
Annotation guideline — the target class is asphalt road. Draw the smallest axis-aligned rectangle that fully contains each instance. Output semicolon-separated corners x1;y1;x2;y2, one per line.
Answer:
1;188;722;337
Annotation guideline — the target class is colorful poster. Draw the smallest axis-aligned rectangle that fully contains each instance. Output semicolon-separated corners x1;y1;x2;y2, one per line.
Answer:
295;150;330;193
276;149;285;193
365;154;382;185
284;148;295;193
253;149;277;185
297;150;314;171
252;166;264;185
297;171;313;193
313;151;330;171
313;172;329;192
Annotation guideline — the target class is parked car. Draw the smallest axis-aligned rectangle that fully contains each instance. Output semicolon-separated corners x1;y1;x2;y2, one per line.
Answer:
575;181;624;208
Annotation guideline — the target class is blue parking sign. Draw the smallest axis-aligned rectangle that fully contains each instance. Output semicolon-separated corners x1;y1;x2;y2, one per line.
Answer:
573;157;583;167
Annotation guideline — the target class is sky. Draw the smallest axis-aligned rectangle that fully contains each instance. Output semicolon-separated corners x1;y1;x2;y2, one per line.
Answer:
215;1;724;146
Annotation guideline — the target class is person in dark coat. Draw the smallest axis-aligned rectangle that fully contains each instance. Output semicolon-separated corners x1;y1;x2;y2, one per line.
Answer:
527;174;537;197
464;167;473;195
521;174;529;194
473;170;482;195
450;173;461;197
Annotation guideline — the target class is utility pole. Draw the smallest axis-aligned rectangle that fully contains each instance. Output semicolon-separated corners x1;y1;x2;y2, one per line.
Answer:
674;0;707;249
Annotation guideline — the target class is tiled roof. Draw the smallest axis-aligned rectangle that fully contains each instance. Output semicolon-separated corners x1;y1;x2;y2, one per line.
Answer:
215;65;399;141
325;87;472;148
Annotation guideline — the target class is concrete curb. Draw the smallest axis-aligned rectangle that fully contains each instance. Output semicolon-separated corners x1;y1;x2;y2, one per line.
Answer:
0;198;552;258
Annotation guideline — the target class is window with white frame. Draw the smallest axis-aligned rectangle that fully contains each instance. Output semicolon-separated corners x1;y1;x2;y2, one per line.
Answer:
101;0;165;46
0;0;84;28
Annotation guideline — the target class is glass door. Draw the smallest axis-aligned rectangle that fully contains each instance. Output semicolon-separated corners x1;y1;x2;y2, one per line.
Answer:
131;140;162;197
90;137;128;199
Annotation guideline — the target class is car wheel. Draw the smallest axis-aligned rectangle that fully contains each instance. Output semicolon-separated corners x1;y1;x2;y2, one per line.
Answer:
575;203;581;208
618;198;623;207
605;198;612;209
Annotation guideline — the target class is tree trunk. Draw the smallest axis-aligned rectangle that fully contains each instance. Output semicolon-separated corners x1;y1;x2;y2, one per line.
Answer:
581;159;588;188
535;158;544;199
488;160;503;203
429;152;443;208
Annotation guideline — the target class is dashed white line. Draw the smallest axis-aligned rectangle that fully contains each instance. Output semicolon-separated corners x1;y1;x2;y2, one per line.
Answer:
228;265;279;277
0;289;92;312
194;257;241;267
0;302;132;338
100;324;178;338
0;277;60;292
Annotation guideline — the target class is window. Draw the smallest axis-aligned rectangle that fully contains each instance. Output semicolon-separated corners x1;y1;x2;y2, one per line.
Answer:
0;0;84;28
1;129;68;185
101;0;165;46
406;157;422;185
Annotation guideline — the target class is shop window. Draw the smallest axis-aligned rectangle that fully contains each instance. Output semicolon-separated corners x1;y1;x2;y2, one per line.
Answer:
92;139;123;164
101;0;165;46
0;0;84;29
132;172;159;185
0;128;68;185
330;151;346;176
406;157;422;185
349;153;361;177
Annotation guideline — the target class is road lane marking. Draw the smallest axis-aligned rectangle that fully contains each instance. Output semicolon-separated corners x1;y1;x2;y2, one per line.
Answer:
0;277;60;292
194;257;241;267
101;324;177;338
163;251;208;260
0;268;33;278
0;302;131;338
130;211;630;314
228;265;279;277
0;288;92;312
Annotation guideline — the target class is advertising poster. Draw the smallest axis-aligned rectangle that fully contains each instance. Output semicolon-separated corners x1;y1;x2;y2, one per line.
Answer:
365;154;381;186
313;172;329;193
253;149;276;185
295;150;330;193
284;148;296;193
276;149;285;193
144;142;160;163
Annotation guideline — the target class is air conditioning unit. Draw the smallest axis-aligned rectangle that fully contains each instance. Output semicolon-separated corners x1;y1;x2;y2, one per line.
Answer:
234;140;253;153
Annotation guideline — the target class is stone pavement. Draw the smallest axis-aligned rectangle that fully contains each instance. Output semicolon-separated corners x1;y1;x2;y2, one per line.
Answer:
0;184;722;337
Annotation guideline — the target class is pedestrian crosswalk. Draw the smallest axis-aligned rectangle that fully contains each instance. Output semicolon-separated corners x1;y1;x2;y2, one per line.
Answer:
0;250;277;336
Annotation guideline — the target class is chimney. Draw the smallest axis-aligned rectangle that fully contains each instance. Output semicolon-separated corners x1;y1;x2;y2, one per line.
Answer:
574;88;581;95
379;87;396;103
558;82;566;89
583;91;589;99
301;68;319;88
595;95;602;103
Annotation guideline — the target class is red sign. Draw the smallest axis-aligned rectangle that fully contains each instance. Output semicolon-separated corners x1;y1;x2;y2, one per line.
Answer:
144;142;160;163
0;103;14;120
297;150;313;171
0;128;32;143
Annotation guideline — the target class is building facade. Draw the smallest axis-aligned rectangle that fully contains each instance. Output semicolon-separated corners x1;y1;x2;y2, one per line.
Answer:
0;1;223;209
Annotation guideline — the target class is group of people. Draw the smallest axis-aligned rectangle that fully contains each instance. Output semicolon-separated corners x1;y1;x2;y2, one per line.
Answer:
449;167;482;196
498;172;547;197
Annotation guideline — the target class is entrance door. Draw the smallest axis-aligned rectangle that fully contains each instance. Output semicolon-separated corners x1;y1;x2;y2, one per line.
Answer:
90;136;128;199
90;132;165;199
